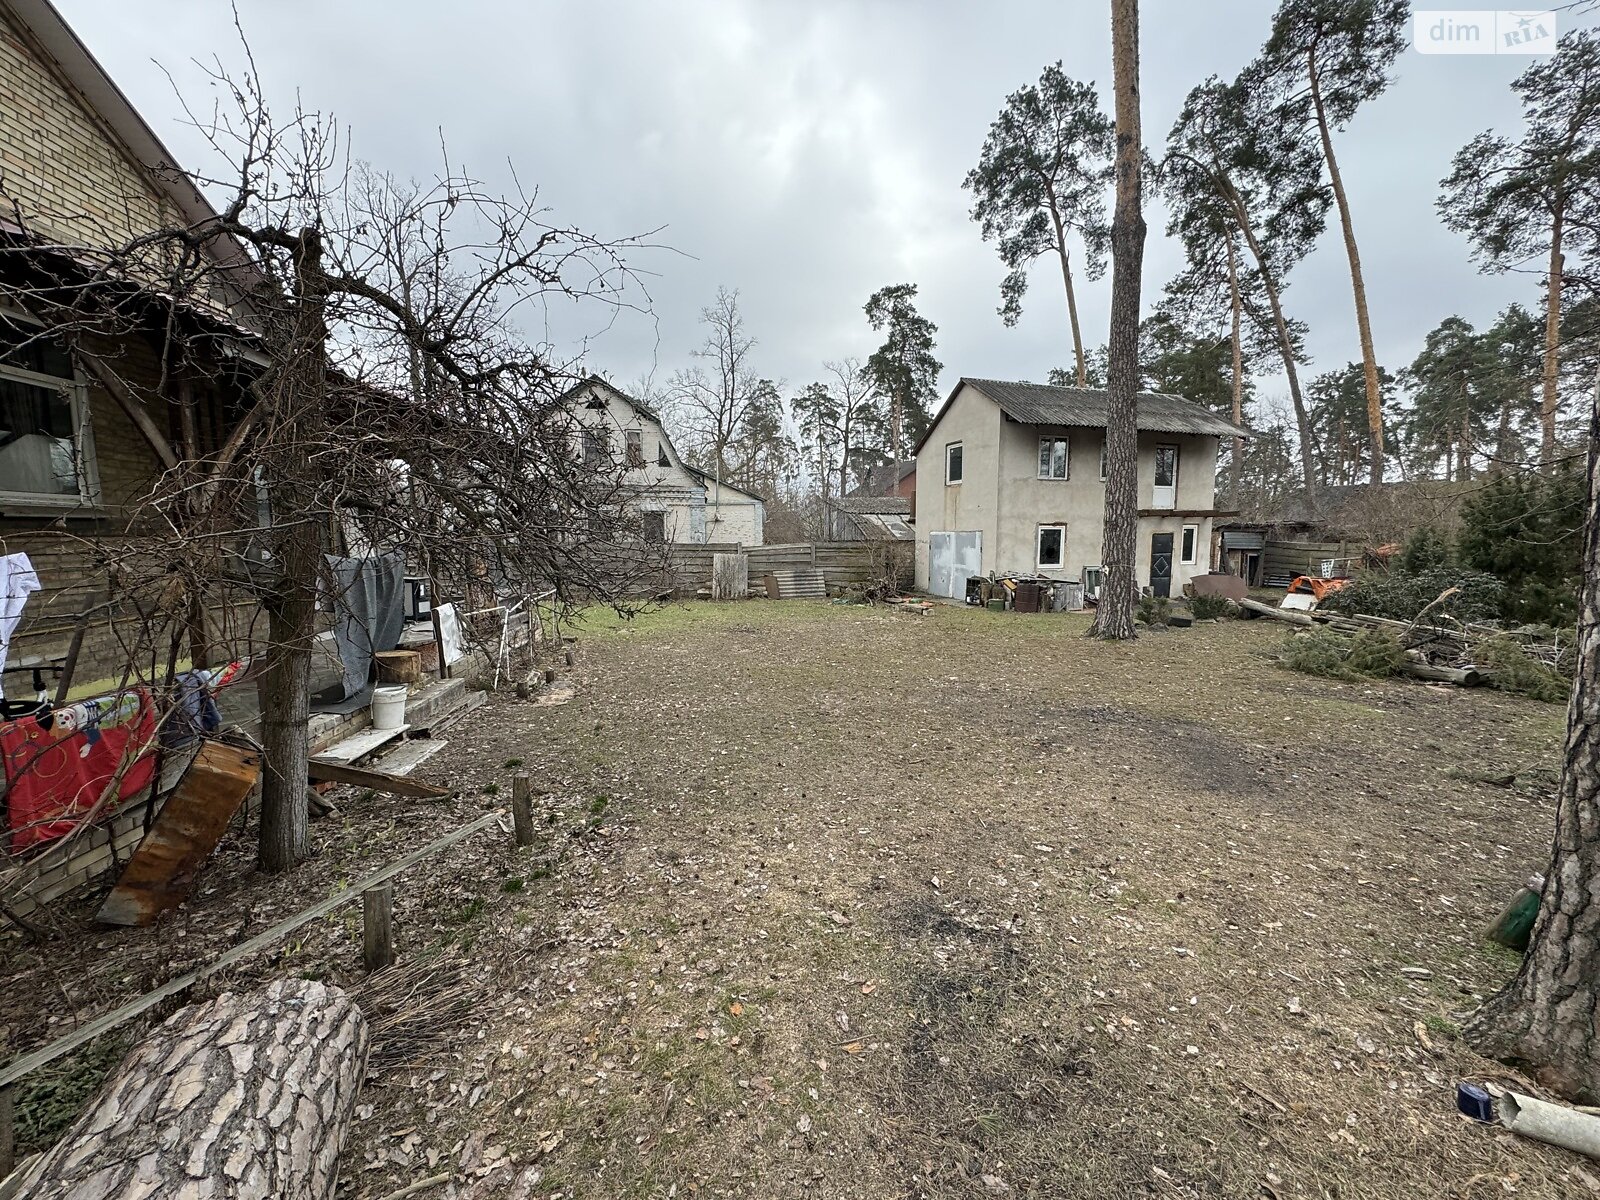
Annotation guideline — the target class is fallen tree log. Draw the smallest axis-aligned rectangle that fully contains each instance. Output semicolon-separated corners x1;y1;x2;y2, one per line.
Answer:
1397;660;1484;686
1238;598;1317;625
14;979;368;1199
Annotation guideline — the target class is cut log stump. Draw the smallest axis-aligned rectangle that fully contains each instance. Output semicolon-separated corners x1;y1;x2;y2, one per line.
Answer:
16;978;368;1199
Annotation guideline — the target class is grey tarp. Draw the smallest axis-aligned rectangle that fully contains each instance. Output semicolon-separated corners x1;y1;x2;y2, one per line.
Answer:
312;552;406;713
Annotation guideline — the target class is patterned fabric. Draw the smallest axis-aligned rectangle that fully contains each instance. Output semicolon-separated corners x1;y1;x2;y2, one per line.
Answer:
1;688;157;851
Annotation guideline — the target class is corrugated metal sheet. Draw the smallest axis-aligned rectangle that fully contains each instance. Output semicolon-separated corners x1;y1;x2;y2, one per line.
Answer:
1222;530;1265;550
829;495;911;515
963;378;1251;438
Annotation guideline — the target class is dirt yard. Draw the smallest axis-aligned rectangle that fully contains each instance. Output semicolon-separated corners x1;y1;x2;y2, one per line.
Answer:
2;601;1584;1198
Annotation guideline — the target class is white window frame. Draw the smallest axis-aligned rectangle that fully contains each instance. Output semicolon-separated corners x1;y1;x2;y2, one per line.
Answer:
945;441;964;485
1083;565;1104;598
1098;439;1107;482
1180;523;1199;566
0;312;99;508
1038;436;1069;480
624;428;645;468
1036;523;1066;570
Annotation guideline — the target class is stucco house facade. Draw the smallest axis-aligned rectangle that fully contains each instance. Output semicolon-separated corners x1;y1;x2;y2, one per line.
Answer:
564;377;765;546
912;378;1247;599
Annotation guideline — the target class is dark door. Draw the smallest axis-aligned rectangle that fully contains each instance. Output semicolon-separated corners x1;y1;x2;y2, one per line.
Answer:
1150;532;1174;598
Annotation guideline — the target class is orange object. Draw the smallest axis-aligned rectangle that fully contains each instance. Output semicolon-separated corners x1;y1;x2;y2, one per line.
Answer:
1285;575;1353;601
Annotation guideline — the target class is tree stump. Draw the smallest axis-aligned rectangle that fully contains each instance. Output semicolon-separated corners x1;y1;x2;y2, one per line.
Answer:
17;978;368;1199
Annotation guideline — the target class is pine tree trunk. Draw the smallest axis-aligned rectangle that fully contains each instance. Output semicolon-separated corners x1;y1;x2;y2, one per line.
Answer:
1227;233;1244;507
1494;387;1516;476
1091;0;1144;641
18;979;368;1198
891;388;904;468
1228;188;1319;507
1048;195;1089;387
1542;211;1565;474
1467;369;1600;1101
1309;50;1384;486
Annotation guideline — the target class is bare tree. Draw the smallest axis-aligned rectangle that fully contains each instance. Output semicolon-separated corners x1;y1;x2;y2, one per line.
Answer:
0;59;655;874
669;287;767;485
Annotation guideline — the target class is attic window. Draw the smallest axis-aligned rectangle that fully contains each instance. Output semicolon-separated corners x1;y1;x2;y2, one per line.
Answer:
625;429;644;467
945;442;963;485
658;444;671;467
581;428;607;466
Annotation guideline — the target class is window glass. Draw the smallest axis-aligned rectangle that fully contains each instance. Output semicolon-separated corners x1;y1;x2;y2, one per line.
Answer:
1038;437;1068;479
582;428;607;466
658;443;671;467
1181;524;1198;564
1155;444;1179;488
946;442;963;484
1099;441;1107;481
1037;525;1065;568
0;375;77;495
625;429;644;467
642;511;666;543
0;317;73;380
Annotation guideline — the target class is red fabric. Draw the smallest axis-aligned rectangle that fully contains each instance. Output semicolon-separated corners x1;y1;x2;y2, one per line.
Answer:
1;689;157;852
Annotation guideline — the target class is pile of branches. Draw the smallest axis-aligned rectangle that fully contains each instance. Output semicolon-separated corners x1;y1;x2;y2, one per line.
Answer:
1250;592;1573;701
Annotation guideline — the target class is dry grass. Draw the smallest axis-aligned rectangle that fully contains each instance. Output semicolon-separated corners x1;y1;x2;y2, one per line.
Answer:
2;600;1585;1198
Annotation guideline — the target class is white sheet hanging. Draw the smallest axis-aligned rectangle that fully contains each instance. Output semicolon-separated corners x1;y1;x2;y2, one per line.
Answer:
0;552;42;699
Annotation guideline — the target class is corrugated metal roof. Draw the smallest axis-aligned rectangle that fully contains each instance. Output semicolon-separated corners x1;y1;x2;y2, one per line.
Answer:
963;378;1251;439
828;495;911;515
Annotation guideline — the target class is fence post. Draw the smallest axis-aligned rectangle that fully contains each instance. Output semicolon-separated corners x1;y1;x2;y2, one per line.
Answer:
512;772;536;847
362;884;394;972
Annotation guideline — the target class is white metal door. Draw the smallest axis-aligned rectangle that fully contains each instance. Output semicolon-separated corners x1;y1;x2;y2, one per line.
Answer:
929;530;981;599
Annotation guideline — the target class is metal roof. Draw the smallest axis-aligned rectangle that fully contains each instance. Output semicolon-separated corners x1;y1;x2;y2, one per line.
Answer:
961;378;1251;439
827;495;911;515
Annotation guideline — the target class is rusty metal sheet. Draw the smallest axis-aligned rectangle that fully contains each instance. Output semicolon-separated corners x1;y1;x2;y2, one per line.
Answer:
96;740;261;927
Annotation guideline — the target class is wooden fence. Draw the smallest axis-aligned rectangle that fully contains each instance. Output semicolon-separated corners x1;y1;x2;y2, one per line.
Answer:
1262;539;1354;586
662;541;912;597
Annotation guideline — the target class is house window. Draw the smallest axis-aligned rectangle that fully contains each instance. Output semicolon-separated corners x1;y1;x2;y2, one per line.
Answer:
1099;440;1107;482
945;442;963;485
0;315;95;504
625;429;645;467
658;443;671;468
1038;437;1068;480
1083;565;1104;598
1181;524;1199;566
581;428;607;467
642;511;666;543
1036;524;1066;569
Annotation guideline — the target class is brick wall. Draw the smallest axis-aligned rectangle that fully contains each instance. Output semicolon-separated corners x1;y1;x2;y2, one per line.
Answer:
0;8;179;250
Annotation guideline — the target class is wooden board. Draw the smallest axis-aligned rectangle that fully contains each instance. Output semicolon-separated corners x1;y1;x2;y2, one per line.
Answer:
305;757;448;798
96;741;262;927
374;738;448;777
314;724;408;766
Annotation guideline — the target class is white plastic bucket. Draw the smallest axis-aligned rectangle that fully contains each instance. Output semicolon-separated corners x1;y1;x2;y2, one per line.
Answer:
371;685;408;730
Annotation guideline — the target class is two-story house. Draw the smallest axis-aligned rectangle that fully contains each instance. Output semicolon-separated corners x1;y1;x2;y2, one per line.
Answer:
913;378;1248;599
563;376;766;546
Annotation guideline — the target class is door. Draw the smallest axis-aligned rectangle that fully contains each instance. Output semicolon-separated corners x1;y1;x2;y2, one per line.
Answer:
1149;532;1174;598
928;530;982;599
1152;443;1178;509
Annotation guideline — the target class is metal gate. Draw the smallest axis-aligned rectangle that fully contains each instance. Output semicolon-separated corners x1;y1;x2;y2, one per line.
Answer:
929;530;982;599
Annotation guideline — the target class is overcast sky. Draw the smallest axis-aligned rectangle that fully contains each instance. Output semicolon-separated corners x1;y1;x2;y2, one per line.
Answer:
62;1;1598;416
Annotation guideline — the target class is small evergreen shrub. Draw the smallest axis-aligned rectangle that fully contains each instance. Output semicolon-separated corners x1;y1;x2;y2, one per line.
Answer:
1136;594;1171;626
1321;567;1505;625
1396;526;1453;574
1189;593;1232;621
1458;467;1585;626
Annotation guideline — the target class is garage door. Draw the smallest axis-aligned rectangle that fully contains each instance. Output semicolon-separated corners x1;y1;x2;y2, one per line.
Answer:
929;530;982;599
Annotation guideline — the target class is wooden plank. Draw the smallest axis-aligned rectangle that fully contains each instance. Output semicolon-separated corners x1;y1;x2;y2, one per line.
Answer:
372;738;447;777
305;758;449;798
363;883;394;971
314;724;408;766
0;811;502;1090
512;773;535;847
95;741;262;927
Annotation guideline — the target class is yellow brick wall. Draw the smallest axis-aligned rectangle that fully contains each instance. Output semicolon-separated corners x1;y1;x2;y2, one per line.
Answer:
0;7;179;250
